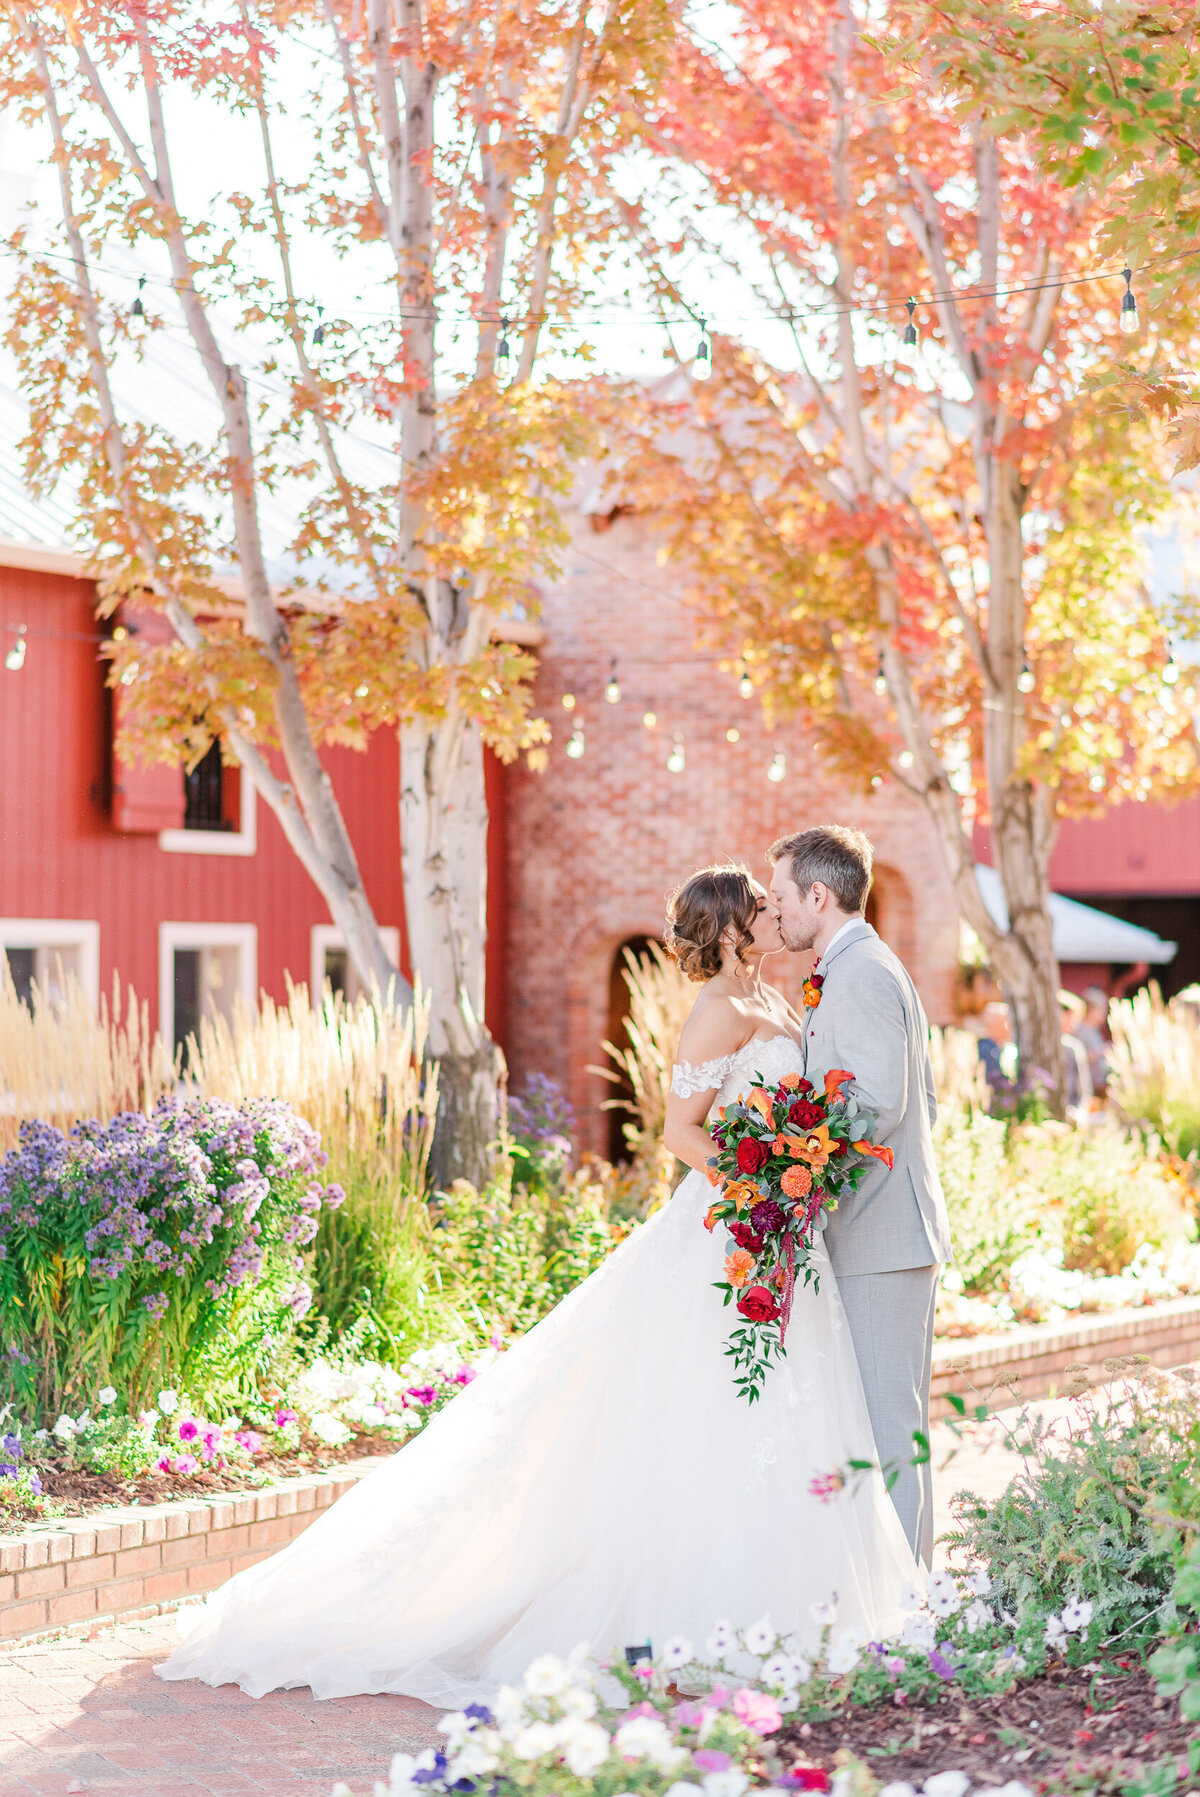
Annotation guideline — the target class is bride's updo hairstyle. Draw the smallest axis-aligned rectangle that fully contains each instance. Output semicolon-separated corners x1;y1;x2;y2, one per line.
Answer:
665;863;760;983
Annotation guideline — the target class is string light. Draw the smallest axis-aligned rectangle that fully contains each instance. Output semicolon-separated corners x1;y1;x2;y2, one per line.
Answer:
605;660;621;703
693;319;712;381
643;710;657;728
897;749;914;769
1163;649;1180;686
495;319;513;380
873;655;887;696
667;732;686;773
5;625;27;671
313;306;326;346
738;665;753;699
354;682;369;697
767;750;786;783
1017;660;1036;695
901;297;918;351
1120;266;1139;335
131;276;146;319
561;693;576;710
726;727;740;743
1088;772;1106;792
566;721;585;759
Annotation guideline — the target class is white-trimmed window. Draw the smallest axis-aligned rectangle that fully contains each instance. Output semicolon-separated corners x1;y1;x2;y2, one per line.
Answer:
158;745;257;858
310;925;401;1002
1;919;100;1010
159;922;257;1060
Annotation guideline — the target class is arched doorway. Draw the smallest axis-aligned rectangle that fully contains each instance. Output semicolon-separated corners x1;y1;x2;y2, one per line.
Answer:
606;935;663;1163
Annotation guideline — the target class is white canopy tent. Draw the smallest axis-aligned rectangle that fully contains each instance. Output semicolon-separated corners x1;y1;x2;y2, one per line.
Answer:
973;864;1176;966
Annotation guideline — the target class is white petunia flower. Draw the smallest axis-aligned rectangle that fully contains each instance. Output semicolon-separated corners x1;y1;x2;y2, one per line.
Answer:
510;1721;559;1760
900;1614;937;1652
761;1651;811;1690
742;1615;776;1657
157;1388;179;1414
702;1769;749;1797
992;1784;1036;1797
310;1411;353;1446
922;1772;970;1797
491;1685;526;1729
705;1619;736;1657
97;1386;117;1406
1044;1613;1067;1645
1061;1598;1094;1632
899;1581;923;1612
560;1686;598;1719
558;1720;611;1777
663;1785;704;1797
52;1414;76;1441
661;1634;695;1671
963;1598;992;1634
809;1598;838;1629
523;1652;572;1697
968;1568;992;1596
879;1784;918;1797
924;1575;961;1620
448;1742;500;1779
437;1711;471;1749
614;1715;685;1770
826;1629;862;1677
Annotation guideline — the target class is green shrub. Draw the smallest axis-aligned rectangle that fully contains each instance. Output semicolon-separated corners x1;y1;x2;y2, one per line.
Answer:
934;1106;1039;1292
1008;1123;1191;1275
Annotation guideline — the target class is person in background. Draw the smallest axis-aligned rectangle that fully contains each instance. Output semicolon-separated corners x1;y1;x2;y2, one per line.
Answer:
975;999;1014;1097
1076;986;1111;1095
1058;990;1094;1116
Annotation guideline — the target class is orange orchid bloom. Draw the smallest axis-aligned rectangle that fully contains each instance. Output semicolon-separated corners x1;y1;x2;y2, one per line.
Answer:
823;1069;855;1102
797;1124;833;1168
852;1139;895;1170
724;1248;755;1289
724;1180;756;1212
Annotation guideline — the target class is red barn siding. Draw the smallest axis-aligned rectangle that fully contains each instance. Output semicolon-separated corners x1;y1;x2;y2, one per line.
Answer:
1050;800;1200;896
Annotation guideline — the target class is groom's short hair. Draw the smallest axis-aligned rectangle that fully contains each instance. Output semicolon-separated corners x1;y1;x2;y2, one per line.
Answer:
769;825;873;914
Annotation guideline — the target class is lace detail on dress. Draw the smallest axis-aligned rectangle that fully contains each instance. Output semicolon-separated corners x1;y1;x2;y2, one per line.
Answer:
669;1053;740;1098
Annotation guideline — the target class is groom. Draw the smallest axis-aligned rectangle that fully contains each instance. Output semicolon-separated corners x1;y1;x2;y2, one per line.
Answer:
768;824;951;1565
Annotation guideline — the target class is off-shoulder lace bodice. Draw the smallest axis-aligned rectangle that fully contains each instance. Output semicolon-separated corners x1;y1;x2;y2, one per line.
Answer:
670;1032;805;1109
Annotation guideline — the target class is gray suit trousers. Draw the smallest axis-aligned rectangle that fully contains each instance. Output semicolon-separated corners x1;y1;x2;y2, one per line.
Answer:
837;1265;939;1566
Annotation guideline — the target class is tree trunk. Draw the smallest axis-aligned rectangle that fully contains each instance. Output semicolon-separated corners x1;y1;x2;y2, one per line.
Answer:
400;702;504;1188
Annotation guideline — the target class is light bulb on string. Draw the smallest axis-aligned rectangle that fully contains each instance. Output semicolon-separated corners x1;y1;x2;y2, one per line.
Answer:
738;665;753;699
562;692;576;710
131;276;146;319
726;727;740;743
1120;265;1139;335
1017;659;1036;695
873;655;887;696
1163;649;1181;686
767;750;786;783
605;660;621;703
643;710;657;729
495;319;513;380
1088;772;1106;792
898;750;914;769
566;721;586;759
693;319;712;382
5;625;27;671
667;733;686;773
313;306;326;346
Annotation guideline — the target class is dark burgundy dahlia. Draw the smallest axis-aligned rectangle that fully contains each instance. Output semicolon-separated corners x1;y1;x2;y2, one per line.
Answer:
749;1198;786;1234
729;1222;766;1255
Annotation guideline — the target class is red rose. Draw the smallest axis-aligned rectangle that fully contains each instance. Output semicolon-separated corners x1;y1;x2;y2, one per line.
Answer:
736;1284;780;1324
729;1222;766;1254
736;1138;771;1176
787;1098;824;1129
795;1078;813;1093
828;1136;848;1157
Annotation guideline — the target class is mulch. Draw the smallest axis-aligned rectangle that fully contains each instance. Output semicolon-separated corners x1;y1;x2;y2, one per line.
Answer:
0;1434;395;1532
777;1657;1191;1785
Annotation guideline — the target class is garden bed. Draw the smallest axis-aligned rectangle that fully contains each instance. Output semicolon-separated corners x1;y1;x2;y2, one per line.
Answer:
929;1291;1200;1417
779;1656;1191;1786
0;1454;387;1644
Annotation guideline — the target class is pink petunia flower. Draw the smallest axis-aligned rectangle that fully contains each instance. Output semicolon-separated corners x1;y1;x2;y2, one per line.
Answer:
177;1418;199;1442
732;1687;783;1735
275;1408;298;1428
173;1453;199;1475
156;1456;173;1473
693;1750;732;1772
235;1430;264;1455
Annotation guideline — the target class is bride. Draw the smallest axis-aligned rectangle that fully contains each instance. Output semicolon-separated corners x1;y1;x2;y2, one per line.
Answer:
158;863;917;1705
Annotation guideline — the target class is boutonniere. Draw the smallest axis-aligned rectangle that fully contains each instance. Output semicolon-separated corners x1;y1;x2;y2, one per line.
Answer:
803;971;825;1010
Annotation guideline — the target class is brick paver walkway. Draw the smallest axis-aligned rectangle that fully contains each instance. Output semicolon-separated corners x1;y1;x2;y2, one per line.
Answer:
0;1614;441;1796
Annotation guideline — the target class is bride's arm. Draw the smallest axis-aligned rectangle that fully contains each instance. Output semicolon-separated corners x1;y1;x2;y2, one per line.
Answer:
662;1000;747;1178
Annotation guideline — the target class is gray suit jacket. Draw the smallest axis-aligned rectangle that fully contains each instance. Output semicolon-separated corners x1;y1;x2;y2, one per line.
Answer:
803;919;952;1276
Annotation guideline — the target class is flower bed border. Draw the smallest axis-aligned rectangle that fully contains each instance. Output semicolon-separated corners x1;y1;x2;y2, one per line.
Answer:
931;1291;1200;1416
0;1456;389;1647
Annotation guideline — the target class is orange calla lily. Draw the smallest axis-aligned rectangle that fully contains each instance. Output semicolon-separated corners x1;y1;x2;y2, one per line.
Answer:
747;1089;775;1126
852;1139;895;1170
704;1204;721;1232
823;1069;855;1102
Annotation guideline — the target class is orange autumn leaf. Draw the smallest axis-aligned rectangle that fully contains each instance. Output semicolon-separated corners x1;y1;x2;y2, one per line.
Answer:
823;1069;854;1102
852;1139;895;1170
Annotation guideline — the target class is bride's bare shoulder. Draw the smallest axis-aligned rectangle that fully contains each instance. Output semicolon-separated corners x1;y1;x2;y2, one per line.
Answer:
675;988;751;1065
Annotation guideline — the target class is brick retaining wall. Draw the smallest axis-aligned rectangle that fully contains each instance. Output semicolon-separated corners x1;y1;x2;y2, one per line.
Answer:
931;1293;1200;1418
0;1459;388;1646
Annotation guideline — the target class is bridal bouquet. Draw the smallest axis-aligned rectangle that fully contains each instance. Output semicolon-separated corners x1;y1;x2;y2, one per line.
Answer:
703;1068;892;1403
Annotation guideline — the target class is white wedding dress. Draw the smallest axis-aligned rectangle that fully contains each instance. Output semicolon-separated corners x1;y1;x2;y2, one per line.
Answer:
158;1035;917;1705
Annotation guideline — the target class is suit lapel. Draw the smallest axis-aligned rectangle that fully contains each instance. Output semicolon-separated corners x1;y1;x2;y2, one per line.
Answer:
803;919;874;1061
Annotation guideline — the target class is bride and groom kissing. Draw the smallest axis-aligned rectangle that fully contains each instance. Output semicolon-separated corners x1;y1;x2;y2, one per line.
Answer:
159;824;951;1708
